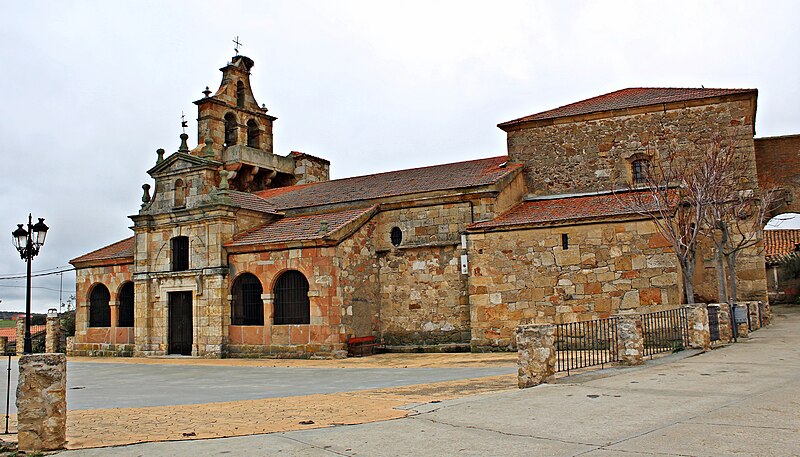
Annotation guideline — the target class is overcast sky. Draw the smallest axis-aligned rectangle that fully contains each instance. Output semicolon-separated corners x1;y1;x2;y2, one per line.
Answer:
1;0;798;313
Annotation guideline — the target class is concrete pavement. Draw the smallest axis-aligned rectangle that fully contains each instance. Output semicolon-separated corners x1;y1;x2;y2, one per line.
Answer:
57;305;800;456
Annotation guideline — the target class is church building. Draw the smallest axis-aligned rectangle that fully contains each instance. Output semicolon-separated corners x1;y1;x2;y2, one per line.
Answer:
69;53;785;358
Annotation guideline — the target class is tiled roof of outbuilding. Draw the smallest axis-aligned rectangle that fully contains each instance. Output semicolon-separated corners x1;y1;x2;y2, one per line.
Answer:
469;190;667;230
764;229;800;265
255;156;520;210
499;87;757;128
226;190;280;214
70;237;134;265
225;206;375;248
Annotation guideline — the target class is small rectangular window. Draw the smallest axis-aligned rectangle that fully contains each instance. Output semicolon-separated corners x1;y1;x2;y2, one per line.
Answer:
171;236;189;271
561;233;569;250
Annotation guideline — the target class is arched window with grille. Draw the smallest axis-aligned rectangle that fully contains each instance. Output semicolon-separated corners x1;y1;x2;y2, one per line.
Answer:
231;273;264;325
247;119;259;148
631;159;651;185
89;284;111;327
118;281;134;327
171;236;189;272
224;113;238;147
236;81;245;108
273;270;310;325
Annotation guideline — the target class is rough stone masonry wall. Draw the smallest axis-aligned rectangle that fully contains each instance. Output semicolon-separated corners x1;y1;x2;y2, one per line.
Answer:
469;219;680;350
506;96;767;304
376;204;472;346
336;220;381;338
506;98;758;196
70;263;134;356
755;135;800;213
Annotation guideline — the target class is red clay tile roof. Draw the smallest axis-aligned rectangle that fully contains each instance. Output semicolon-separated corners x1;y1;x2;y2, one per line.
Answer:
225;206;375;248
70;237;134;265
226;190;280;214
469;190;668;230
499;88;757;128
255;156;520;210
764;229;800;265
0;325;46;342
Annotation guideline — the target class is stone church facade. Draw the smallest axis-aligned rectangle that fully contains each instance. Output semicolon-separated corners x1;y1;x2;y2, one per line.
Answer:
70;54;782;358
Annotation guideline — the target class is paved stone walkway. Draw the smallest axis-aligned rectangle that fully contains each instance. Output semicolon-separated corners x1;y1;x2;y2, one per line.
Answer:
55;305;800;456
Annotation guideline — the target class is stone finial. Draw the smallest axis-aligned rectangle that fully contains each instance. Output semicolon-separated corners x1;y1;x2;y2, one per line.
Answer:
178;133;190;153
219;169;230;190
141;183;151;205
204;138;214;158
319;221;329;234
202;86;212;98
156;148;165;164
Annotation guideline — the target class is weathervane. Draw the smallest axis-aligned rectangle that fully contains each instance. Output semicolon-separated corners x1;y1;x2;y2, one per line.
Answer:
181;111;188;134
233;36;242;55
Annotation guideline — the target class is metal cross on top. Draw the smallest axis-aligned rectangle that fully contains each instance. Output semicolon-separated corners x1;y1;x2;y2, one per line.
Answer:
181;111;188;133
233;36;243;55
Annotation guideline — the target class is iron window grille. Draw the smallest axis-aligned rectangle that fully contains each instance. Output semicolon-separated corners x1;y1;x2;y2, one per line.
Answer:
89;284;111;327
632;159;651;184
171;236;189;272
273;270;310;325
231;273;264;325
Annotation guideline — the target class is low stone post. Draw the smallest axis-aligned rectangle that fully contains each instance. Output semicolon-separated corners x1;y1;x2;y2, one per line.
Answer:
713;303;733;343
0;336;7;355
731;303;750;338
16;319;24;353
16;353;67;452
685;303;710;350
516;324;556;388
46;309;61;354
762;301;772;326
615;312;644;366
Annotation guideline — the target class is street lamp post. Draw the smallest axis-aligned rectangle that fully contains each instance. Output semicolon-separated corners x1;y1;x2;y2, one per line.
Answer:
11;214;49;354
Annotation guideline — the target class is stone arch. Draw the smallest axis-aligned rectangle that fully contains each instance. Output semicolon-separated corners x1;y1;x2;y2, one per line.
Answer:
88;283;111;327
247;119;259;148
117;281;134;327
224;112;238;147
231;272;264;325
272;270;310;325
236;81;245;108
174;178;185;207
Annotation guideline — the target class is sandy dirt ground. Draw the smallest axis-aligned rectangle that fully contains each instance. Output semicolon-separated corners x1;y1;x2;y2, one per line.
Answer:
3;354;518;450
66;352;518;369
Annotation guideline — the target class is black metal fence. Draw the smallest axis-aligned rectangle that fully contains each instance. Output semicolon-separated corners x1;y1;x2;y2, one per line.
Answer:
641;307;689;358
555;317;619;375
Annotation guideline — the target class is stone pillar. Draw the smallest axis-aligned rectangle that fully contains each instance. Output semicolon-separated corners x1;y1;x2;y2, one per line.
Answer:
762;300;772;326
16;353;67;452
731;303;749;338
685;303;710;350
45;310;61;354
615;313;644;366
16;318;24;353
0;336;7;355
712;303;733;343
516;324;556;388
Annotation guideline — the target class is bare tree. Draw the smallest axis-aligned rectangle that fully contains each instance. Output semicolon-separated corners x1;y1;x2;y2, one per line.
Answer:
701;137;782;302
617;142;714;304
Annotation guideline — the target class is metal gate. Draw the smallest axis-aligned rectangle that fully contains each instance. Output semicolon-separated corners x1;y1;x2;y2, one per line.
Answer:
708;305;720;342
